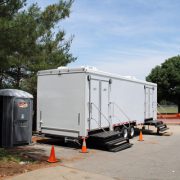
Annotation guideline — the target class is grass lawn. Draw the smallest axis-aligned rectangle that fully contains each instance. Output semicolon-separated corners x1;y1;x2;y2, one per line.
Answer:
158;105;178;114
0;147;50;178
0;148;26;163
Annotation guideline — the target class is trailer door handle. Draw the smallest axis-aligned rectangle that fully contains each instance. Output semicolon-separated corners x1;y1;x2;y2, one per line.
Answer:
78;113;80;125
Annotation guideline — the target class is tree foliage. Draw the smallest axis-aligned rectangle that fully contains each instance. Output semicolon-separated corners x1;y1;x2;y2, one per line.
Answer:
0;0;76;94
146;56;180;112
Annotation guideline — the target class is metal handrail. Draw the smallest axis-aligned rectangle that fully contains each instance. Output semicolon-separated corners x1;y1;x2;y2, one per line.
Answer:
110;102;131;127
91;102;111;128
90;117;109;134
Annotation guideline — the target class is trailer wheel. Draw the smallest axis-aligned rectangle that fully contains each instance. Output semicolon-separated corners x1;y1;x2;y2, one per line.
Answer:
114;126;120;132
129;126;135;138
157;128;160;135
121;127;128;139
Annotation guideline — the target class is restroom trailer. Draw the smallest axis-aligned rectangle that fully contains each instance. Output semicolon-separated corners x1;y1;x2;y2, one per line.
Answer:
37;67;167;151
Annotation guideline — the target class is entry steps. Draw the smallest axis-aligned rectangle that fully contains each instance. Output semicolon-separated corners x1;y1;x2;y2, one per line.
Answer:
89;131;132;152
144;118;169;133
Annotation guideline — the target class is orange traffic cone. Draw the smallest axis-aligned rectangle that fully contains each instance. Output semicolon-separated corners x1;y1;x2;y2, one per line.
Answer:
138;130;144;141
80;138;88;153
47;145;58;163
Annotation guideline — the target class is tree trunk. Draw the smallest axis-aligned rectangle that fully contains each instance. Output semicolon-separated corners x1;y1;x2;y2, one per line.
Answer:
32;92;37;131
178;103;180;113
0;76;3;88
16;67;21;88
0;69;4;88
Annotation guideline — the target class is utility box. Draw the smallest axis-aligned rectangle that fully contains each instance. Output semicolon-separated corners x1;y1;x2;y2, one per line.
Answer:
0;89;33;148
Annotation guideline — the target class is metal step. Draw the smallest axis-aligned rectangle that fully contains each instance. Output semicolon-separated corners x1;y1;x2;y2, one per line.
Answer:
144;120;156;125
89;130;133;152
90;131;121;140
159;127;169;132
144;120;169;133
156;121;164;125
109;142;132;152
105;137;128;146
144;120;163;125
145;118;153;122
156;124;166;128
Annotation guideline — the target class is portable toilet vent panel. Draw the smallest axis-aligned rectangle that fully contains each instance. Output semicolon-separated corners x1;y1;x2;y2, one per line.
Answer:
0;89;33;147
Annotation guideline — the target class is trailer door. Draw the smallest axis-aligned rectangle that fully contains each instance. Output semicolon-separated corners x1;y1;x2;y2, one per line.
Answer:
144;86;154;119
101;81;110;127
90;79;100;130
89;79;110;130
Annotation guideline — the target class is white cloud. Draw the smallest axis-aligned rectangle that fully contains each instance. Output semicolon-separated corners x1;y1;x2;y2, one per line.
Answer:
28;0;180;80
70;45;177;80
91;53;176;80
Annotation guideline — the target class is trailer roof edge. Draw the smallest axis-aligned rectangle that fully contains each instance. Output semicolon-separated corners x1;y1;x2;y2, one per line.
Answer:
37;67;157;86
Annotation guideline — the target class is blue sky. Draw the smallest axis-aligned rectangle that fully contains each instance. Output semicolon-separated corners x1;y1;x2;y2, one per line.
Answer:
28;0;180;79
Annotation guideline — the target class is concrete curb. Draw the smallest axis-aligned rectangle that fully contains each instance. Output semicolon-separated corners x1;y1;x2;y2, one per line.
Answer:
8;165;115;180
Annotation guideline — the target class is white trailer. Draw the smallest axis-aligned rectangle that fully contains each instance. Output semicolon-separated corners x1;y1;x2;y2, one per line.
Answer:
37;67;168;152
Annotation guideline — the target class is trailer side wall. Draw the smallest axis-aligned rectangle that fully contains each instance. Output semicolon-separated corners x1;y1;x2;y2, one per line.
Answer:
84;73;157;130
37;73;86;137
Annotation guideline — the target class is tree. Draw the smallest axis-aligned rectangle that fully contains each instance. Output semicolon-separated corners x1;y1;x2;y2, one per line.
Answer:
0;0;76;130
0;0;76;91
146;56;180;112
0;0;26;88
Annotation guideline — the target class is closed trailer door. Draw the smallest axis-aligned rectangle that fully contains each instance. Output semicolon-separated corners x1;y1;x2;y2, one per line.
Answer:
90;80;100;130
13;98;30;144
144;86;154;119
89;79;110;130
101;81;110;127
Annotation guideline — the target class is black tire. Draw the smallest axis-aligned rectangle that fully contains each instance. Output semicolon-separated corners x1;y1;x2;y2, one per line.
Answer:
114;126;121;132
121;127;128;139
157;128;160;135
128;125;135;139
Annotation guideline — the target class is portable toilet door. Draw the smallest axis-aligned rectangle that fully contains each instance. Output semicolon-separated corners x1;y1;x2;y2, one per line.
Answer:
13;98;32;145
0;89;33;148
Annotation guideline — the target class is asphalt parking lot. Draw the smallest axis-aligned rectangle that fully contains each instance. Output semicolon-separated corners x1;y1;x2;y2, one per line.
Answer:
29;125;180;180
